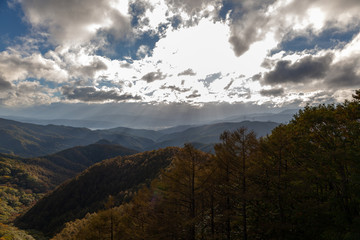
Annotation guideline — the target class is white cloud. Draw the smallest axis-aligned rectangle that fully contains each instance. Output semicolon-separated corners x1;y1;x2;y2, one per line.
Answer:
0;80;59;106
16;0;133;47
0;50;68;83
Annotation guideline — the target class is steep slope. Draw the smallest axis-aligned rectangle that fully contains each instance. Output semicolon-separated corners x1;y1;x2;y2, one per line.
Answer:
154;121;279;149
25;142;138;189
0;143;137;224
15;147;180;237
0;154;47;223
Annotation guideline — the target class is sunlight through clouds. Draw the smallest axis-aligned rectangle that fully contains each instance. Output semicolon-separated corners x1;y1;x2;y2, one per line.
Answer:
0;0;359;108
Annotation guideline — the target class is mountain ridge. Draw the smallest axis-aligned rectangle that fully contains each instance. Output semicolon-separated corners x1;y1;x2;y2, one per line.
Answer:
0;117;279;158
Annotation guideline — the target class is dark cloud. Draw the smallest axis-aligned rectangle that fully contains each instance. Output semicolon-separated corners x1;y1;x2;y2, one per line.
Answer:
263;54;334;85
102;9;133;41
229;35;251;57
62;86;141;102
252;73;262;81
120;63;132;68
160;85;191;92
260;88;284;97
0;75;12;91
261;58;274;69
275;26;360;54
225;1;273;57
224;79;234;90
186;90;201;98
141;71;167;82
79;60;108;78
325;57;360;88
178;68;196;76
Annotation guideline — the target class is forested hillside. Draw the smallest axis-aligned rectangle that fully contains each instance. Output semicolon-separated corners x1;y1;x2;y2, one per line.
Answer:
0;154;46;224
0;142;136;237
51;91;360;240
26;142;137;189
15;147;180;237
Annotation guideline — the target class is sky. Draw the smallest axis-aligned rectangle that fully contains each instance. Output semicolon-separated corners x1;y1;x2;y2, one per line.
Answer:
0;0;359;125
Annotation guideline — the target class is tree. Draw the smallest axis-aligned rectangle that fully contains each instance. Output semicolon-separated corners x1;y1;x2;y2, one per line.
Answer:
157;144;211;240
214;127;258;240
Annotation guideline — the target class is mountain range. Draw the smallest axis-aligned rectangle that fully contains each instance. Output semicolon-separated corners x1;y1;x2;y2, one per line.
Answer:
0;108;296;129
0;118;279;158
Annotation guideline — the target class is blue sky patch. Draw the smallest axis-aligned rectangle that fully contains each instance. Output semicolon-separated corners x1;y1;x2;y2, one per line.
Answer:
218;0;244;21
200;72;222;87
273;26;360;55
0;1;29;51
28;78;61;89
96;30;160;61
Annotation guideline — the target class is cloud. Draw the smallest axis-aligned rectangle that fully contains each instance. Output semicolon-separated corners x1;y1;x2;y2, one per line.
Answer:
16;0;133;46
136;45;150;58
178;68;196;76
224;79;234;90
0;75;12;91
226;1;273;57
168;15;183;29
0;80;57;106
224;0;360;57
252;73;262;81
141;71;167;82
186;90;201;98
160;84;191;92
0;50;68;82
325;56;360;88
166;0;217;15
260;88;284;97
77;59;108;79
263;53;334;85
62;86;142;102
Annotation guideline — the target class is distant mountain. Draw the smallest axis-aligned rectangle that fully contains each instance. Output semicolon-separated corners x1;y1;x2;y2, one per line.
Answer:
221;109;299;123
102;126;163;141
153;121;279;149
15;147;180;237
0;118;279;158
158;124;198;134
0;118;101;157
0;116;120;129
0;118;149;157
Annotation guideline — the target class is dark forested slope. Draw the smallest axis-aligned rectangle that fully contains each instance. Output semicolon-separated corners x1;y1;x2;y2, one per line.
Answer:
15;147;180;236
